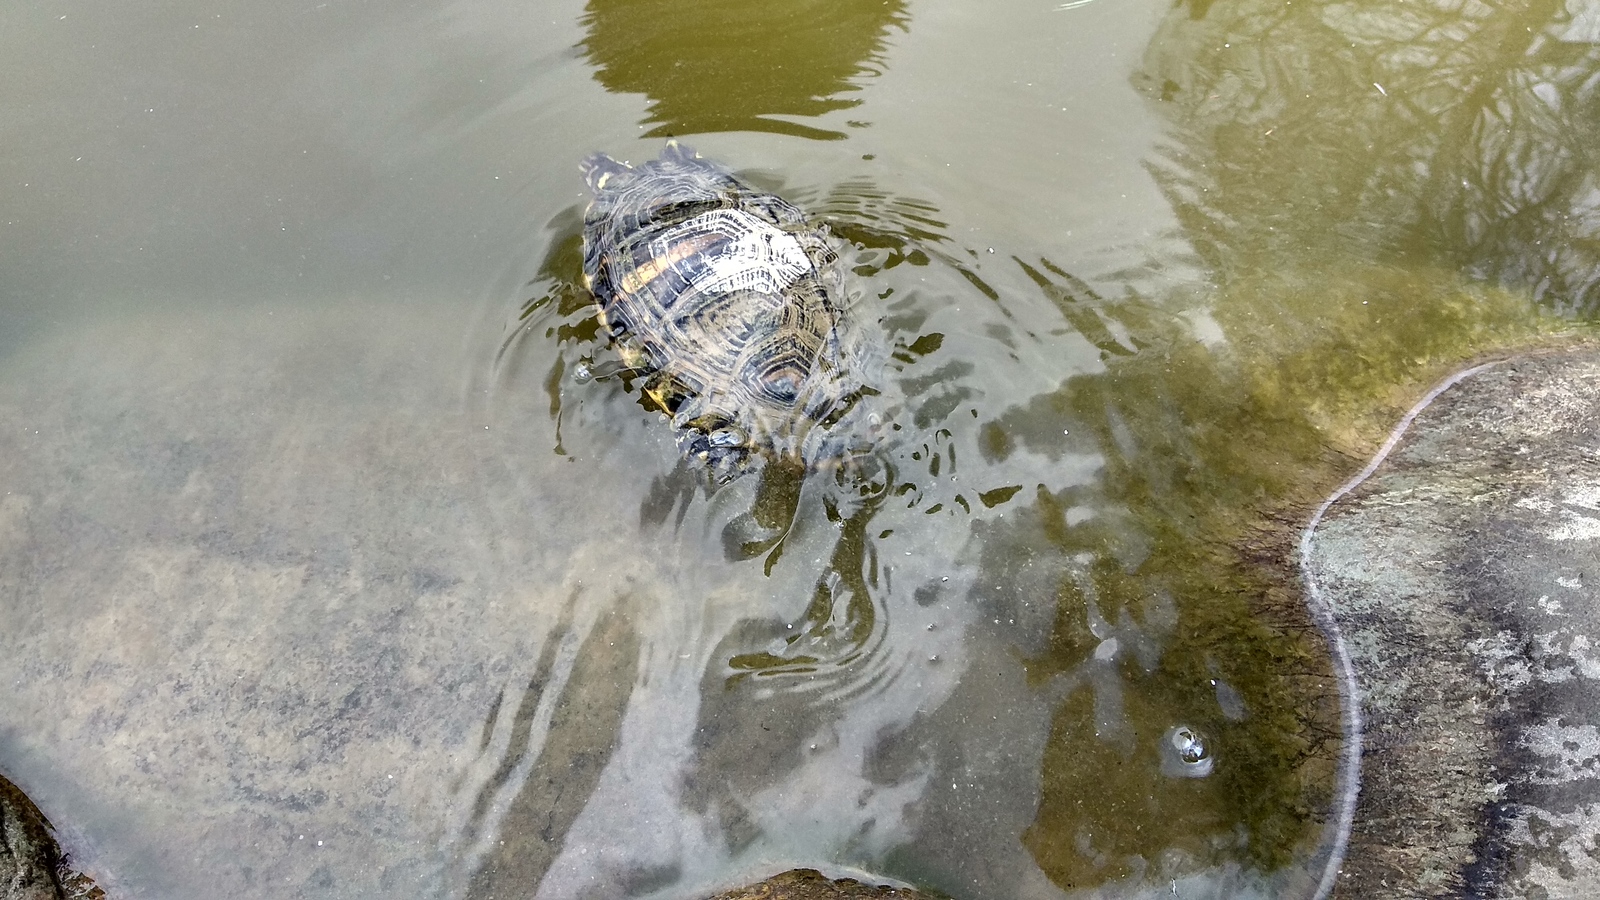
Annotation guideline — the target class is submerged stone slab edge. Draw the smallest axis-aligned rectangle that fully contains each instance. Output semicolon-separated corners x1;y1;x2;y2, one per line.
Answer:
700;867;942;899
0;773;101;900
1306;347;1600;899
1;772;62;900
8;770;940;900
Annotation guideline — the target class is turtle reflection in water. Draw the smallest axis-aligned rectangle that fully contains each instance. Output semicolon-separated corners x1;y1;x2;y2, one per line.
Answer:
580;142;878;482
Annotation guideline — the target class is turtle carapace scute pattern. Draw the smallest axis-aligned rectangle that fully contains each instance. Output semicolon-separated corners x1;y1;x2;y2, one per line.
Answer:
579;142;875;480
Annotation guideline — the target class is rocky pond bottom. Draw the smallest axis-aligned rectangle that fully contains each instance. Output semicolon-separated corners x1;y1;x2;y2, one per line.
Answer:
5;344;1598;898
1308;346;1600;899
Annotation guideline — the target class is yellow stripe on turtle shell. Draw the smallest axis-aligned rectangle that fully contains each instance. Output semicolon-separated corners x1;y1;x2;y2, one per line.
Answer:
617;232;721;296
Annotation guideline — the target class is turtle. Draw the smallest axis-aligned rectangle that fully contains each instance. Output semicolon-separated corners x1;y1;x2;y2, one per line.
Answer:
579;141;876;481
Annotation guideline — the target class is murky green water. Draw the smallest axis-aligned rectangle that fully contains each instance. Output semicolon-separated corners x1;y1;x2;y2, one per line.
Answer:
1;0;1594;898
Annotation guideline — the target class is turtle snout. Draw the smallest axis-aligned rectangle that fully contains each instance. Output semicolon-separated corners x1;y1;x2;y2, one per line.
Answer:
680;419;753;481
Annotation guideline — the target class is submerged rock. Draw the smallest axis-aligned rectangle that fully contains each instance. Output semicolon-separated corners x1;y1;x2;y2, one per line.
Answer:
0;774;101;900
1;774;60;900
1304;346;1600;898
702;868;938;899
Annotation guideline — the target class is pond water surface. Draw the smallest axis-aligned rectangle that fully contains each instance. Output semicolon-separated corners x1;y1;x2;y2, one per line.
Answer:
2;0;1596;898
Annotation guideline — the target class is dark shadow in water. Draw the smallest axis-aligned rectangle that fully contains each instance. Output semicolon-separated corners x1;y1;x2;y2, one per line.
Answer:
720;461;893;683
679;477;891;832
1138;0;1600;316
462;599;640;900
718;457;808;570
578;0;910;139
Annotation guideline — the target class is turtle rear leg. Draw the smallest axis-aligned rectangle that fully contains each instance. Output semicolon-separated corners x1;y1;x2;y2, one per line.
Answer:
579;152;631;192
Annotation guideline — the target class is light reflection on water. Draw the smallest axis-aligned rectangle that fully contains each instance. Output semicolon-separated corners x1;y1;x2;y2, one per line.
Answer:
0;0;1592;897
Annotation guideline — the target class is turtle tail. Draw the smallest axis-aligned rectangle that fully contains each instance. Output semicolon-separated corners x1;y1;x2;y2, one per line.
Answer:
579;152;630;193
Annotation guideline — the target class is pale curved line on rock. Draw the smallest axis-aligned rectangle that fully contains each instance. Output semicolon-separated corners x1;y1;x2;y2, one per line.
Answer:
1299;358;1503;900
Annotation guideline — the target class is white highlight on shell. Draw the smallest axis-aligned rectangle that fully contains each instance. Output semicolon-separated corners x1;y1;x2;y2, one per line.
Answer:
662;209;810;297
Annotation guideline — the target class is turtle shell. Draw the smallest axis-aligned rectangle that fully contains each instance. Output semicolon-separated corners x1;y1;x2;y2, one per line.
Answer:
579;142;874;479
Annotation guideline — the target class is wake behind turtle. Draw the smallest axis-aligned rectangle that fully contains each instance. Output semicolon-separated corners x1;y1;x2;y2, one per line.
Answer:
580;142;879;482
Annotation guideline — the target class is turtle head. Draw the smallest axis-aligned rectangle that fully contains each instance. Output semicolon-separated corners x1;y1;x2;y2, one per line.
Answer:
679;416;756;483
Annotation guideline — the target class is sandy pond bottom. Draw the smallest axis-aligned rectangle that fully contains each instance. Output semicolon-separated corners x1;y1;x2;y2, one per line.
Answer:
0;302;531;898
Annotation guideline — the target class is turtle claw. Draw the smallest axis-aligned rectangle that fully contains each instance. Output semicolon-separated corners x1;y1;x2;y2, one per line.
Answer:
579;152;631;192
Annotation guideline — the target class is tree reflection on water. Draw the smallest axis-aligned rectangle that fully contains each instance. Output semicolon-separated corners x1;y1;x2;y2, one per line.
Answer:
1140;0;1600;315
579;0;909;140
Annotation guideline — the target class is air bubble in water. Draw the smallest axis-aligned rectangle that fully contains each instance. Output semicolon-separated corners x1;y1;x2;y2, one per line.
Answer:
1161;724;1214;778
571;362;593;384
709;426;747;449
1172;726;1206;763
